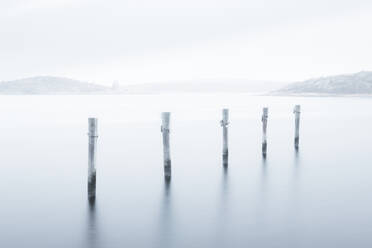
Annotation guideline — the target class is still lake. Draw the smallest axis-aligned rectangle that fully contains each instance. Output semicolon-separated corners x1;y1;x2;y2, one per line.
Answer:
0;94;371;248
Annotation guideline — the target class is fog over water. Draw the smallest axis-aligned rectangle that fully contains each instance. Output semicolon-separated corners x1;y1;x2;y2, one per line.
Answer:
0;94;372;247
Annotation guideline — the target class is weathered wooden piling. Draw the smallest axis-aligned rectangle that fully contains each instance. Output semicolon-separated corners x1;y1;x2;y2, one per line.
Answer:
220;109;229;166
261;107;268;158
88;118;98;200
293;105;301;149
161;112;171;180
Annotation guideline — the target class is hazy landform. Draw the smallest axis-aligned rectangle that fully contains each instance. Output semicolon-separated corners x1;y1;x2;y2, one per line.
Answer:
1;71;372;95
275;71;372;96
0;77;285;95
0;76;113;95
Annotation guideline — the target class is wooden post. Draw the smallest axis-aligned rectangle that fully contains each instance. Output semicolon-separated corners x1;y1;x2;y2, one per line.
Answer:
88;118;98;200
220;109;229;166
161;112;171;181
261;107;268;158
293;105;301;149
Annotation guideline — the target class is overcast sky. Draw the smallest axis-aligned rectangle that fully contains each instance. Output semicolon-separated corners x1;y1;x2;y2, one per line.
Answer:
1;0;372;85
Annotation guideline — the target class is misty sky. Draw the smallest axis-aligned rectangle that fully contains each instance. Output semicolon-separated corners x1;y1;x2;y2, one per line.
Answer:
1;0;372;85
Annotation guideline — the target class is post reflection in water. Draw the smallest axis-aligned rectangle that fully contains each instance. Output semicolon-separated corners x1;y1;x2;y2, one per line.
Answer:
261;156;268;186
221;164;229;212
256;156;269;231
288;149;302;247
86;197;99;248
223;154;228;168
221;154;229;216
261;157;268;196
222;156;229;212
215;160;230;247
293;149;301;191
157;178;172;248
294;148;300;168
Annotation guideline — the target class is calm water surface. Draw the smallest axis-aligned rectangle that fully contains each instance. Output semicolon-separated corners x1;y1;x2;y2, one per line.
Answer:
0;94;372;247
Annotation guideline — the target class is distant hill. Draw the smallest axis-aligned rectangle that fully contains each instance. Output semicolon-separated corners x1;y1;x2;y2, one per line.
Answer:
0;76;112;95
276;71;372;95
0;76;287;95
